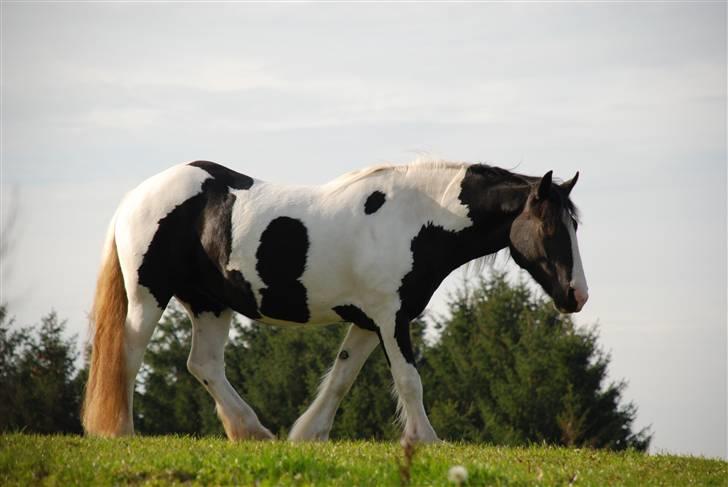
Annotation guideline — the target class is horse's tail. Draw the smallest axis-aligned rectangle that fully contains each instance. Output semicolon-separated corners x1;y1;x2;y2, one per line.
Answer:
82;212;129;437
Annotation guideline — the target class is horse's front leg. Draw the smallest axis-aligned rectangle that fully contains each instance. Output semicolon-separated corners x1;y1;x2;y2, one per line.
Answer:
377;314;439;446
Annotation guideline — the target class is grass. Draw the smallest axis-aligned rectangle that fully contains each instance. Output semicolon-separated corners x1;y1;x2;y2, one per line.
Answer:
1;434;726;486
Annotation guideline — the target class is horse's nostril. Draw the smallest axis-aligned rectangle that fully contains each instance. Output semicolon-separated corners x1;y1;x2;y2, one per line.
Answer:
568;288;575;301
571;287;588;308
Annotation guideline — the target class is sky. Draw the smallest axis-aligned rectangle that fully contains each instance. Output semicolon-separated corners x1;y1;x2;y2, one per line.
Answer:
1;3;726;459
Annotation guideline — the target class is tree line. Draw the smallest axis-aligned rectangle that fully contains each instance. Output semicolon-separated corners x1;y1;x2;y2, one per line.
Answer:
0;273;651;450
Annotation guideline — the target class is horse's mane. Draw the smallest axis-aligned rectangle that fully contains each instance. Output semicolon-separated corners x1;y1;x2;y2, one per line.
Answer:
326;158;578;219
325;158;472;191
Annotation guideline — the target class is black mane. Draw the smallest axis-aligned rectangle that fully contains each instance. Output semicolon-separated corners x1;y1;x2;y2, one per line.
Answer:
472;163;580;220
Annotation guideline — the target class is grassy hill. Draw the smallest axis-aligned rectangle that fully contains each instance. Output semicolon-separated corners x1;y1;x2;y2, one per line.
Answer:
1;434;725;486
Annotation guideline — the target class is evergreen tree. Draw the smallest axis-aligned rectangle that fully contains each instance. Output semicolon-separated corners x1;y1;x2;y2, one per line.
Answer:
422;272;651;451
0;307;84;434
121;276;651;451
0;306;26;430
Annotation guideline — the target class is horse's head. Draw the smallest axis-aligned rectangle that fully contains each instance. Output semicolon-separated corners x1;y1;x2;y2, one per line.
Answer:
509;171;588;313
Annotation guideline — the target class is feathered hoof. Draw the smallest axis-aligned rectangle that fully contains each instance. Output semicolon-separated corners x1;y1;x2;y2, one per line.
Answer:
247;426;275;441
288;420;329;442
288;430;330;442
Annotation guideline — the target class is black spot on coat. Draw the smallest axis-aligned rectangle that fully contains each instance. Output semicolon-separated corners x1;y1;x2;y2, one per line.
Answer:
138;163;260;318
364;191;386;214
256;217;310;323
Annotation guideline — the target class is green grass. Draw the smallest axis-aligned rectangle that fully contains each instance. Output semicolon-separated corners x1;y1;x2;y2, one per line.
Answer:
0;434;725;486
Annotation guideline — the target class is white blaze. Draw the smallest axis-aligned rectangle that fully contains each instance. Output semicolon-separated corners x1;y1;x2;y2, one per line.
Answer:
563;213;588;303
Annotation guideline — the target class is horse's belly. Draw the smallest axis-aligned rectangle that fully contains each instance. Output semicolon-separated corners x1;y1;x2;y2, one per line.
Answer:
243;278;350;326
255;311;343;328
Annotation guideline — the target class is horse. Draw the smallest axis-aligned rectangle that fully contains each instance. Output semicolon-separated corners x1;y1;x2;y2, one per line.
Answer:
82;159;588;445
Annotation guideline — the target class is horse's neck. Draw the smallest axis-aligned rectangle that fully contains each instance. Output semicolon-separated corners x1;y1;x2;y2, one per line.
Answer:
394;165;521;265
333;164;526;256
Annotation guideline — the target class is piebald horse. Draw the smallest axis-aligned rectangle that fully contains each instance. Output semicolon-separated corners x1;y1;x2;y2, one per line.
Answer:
82;160;588;445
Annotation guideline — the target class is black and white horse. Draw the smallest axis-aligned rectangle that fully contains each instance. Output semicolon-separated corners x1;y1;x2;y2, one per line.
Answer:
82;159;588;445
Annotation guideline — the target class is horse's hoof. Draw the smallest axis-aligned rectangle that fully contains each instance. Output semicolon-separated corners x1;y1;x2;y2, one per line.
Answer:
289;431;329;442
224;421;276;441
250;427;275;440
228;431;274;441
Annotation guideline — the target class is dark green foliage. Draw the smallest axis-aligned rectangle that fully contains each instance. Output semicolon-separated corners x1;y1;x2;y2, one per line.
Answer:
422;272;651;451
0;306;84;434
0;274;650;450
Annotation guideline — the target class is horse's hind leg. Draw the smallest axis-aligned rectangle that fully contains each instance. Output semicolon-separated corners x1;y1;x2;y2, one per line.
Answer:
289;324;379;441
183;307;274;440
123;286;166;433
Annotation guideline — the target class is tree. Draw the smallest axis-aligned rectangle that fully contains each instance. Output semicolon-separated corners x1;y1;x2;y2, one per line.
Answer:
0;274;651;449
0;307;84;434
422;272;651;451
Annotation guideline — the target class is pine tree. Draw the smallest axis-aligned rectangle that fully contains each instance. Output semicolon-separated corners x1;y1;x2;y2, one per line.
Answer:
0;308;84;434
422;272;651;451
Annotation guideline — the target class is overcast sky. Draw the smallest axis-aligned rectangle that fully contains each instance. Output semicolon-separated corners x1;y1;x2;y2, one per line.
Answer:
1;3;725;459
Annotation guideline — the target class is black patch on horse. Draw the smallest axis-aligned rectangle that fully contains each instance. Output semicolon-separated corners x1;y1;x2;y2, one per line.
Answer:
138;173;260;318
459;164;531;223
188;160;254;190
256;217;310;322
394;224;464;365
333;304;377;331
333;304;390;366
364;191;386;215
394;165;532;364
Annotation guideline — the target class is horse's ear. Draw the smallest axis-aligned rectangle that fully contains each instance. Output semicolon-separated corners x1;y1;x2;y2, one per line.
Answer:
562;171;579;195
536;171;553;200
